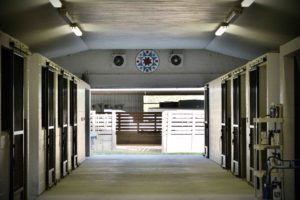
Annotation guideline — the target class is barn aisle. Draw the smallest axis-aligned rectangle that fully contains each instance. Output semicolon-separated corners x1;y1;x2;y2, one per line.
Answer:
38;155;253;200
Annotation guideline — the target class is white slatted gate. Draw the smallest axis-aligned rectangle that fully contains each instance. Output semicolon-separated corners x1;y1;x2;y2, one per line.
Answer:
162;110;205;153
90;110;204;153
90;111;116;152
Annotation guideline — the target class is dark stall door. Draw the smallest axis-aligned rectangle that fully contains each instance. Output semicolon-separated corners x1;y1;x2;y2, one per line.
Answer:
58;74;69;177
85;89;90;157
294;54;300;200
42;67;56;188
232;76;241;176
1;47;25;200
70;80;78;169
204;85;209;158
221;81;231;169
248;68;259;185
232;75;246;178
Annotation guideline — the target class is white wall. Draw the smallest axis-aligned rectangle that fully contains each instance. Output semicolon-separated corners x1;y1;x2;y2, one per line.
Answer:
77;81;89;163
53;49;247;88
28;53;90;200
28;54;44;198
208;79;222;164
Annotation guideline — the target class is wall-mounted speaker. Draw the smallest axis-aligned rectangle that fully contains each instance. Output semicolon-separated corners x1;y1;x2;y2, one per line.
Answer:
112;54;126;68
169;54;183;67
81;71;89;84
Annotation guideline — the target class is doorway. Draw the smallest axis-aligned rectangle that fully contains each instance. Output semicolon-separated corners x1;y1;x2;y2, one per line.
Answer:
248;68;259;184
232;74;246;177
69;79;78;169
90;91;205;155
42;66;56;188
294;53;300;199
58;74;69;177
1;46;25;200
204;85;209;158
221;80;231;169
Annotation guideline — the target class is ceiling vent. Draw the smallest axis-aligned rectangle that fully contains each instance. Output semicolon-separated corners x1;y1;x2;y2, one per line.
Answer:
169;54;183;67
112;54;126;68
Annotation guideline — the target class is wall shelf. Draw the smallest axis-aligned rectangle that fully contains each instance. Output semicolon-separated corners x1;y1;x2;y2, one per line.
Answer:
254;144;281;150
254;117;283;123
254;114;283;199
254;170;266;178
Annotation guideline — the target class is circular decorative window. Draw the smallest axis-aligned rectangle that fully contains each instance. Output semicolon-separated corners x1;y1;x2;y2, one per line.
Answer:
136;50;159;73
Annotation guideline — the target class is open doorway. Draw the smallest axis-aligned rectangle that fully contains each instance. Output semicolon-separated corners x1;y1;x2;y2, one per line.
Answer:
89;89;204;155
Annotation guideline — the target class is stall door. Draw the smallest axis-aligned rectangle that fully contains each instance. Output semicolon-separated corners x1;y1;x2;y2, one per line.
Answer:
294;54;300;199
1;47;25;200
204;85;209;158
85;89;90;157
249;68;259;184
42;67;55;188
232;75;246;177
70;80;78;169
232;76;240;175
221;81;231;169
58;74;68;177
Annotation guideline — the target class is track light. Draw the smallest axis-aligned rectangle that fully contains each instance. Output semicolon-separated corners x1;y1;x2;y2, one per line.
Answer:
71;24;83;36
225;7;242;23
241;0;255;7
215;23;228;36
49;0;62;8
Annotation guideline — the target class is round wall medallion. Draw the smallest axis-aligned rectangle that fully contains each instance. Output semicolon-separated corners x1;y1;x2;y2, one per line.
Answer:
136;50;159;73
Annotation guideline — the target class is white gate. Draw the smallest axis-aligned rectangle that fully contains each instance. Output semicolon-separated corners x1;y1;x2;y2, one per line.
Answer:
162;110;205;153
90;111;116;152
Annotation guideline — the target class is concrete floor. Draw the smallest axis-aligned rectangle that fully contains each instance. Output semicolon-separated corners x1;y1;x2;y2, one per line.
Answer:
38;155;254;200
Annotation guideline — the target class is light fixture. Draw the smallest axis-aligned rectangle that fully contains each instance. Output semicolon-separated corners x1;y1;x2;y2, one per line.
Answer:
71;24;83;36
225;10;237;23
241;0;255;7
49;0;62;8
225;7;242;23
215;23;228;36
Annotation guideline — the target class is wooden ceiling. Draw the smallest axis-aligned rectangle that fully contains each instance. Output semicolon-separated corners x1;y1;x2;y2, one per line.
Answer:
0;0;300;59
67;0;236;25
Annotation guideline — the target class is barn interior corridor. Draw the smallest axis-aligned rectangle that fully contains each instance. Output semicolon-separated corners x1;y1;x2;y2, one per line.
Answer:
2;1;300;199
38;155;253;200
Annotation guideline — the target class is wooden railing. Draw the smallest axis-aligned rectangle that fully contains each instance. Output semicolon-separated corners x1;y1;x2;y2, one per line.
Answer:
116;112;162;135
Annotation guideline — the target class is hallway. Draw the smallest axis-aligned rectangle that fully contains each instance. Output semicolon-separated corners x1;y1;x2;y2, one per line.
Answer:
38;155;253;200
